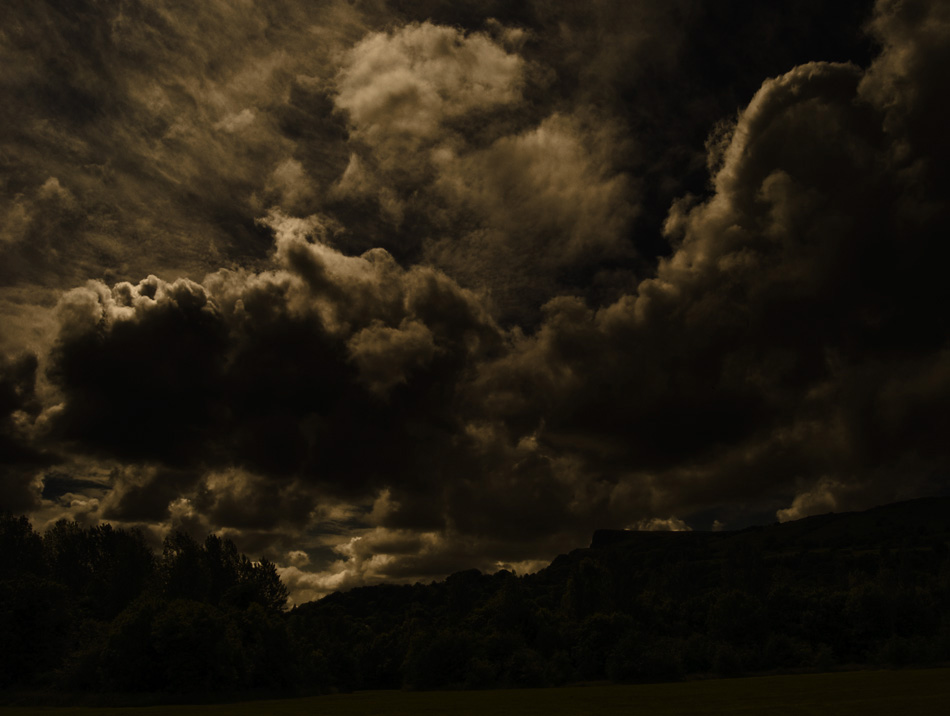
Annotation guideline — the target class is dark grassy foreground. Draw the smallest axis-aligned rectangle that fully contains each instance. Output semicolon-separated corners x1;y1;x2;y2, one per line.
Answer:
3;668;949;716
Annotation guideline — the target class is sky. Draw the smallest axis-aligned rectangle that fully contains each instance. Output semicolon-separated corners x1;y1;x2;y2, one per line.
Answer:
2;0;950;604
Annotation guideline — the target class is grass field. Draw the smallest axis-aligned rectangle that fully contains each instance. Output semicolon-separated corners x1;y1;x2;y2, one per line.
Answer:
3;668;949;716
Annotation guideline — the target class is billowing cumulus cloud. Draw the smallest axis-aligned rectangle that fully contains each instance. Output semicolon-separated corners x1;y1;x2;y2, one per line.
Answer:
0;0;398;372
336;22;525;151
475;0;950;527
39;211;520;573
331;22;637;321
331;21;527;226
45;214;502;488
5;0;950;604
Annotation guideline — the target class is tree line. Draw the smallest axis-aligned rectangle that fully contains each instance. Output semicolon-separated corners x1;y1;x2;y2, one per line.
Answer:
0;514;298;694
2;506;950;697
291;530;950;690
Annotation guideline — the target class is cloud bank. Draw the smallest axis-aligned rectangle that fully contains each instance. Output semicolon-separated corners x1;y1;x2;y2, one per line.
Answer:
3;0;950;602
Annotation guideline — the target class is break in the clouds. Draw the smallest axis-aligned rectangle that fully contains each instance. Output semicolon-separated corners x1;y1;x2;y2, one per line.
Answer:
3;0;950;602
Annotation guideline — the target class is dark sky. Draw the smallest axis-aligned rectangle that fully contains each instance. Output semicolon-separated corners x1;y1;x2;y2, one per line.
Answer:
2;0;949;603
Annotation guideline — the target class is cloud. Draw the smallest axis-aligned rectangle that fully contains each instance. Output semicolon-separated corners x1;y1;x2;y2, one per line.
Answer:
44;217;505;517
214;108;257;134
526;0;689;102
347;319;438;397
275;526;454;603
263;159;320;216
860;0;950;154
336;21;524;148
473;1;950;526
0;176;85;287
631;517;692;532
330;21;526;224
276;521;555;603
8;0;950;602
193;467;318;531
433;114;632;260
47;275;229;465
0;0;390;299
331;23;637;321
101;465;201;523
0;352;52;512
777;478;842;523
425;113;636;315
287;549;310;567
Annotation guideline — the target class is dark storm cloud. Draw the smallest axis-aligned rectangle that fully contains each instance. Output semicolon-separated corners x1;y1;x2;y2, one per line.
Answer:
331;1;883;321
45;215;505;525
476;1;950;525
517;0;879;270
38;209;603;584
48;274;230;465
6;0;950;601
0;0;878;318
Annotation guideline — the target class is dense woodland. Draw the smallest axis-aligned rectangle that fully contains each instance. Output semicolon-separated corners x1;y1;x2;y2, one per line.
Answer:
2;499;950;697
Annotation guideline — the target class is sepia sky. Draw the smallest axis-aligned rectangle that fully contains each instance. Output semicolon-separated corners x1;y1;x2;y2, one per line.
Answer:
2;0;950;603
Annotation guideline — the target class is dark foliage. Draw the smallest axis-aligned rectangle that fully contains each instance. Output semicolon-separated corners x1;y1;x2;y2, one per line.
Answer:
0;515;293;694
2;498;950;697
289;498;950;690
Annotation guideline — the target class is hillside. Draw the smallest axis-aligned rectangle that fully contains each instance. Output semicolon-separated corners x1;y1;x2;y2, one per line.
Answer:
2;498;949;696
591;497;950;552
287;497;950;689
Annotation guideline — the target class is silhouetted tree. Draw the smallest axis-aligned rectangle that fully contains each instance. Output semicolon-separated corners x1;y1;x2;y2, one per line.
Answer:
0;513;44;578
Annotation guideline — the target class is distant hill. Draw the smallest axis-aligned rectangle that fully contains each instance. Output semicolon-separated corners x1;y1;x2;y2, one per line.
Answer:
532;496;950;588
3;498;949;698
590;496;950;551
286;497;950;689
